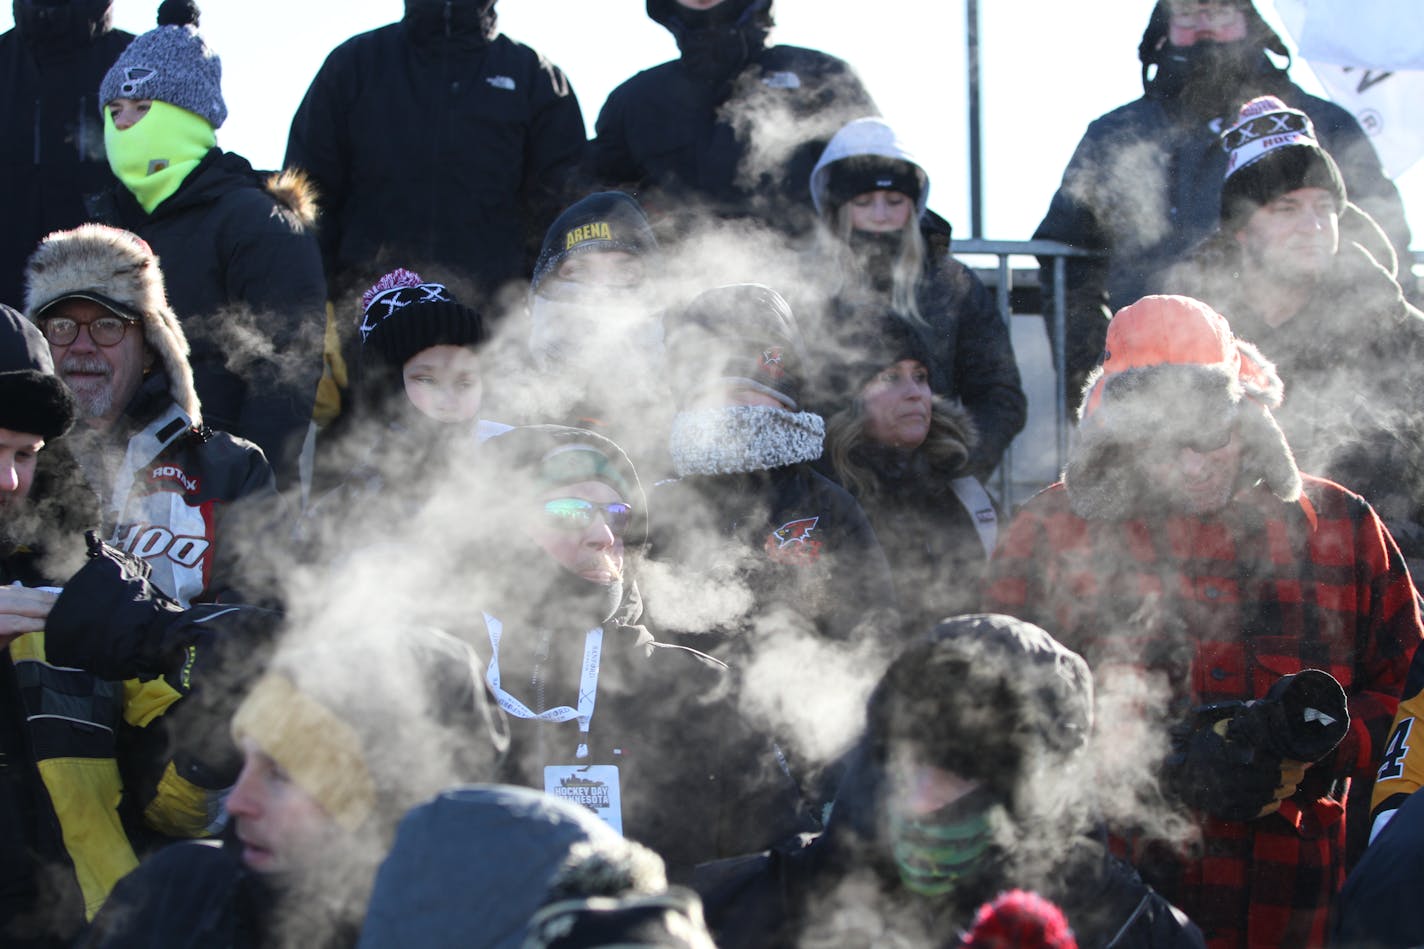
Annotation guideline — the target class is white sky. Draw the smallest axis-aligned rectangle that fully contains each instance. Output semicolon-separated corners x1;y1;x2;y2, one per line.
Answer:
6;0;1419;251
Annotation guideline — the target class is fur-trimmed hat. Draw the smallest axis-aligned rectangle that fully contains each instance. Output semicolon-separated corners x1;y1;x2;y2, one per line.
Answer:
663;283;809;411
99;1;225;128
1220;95;1347;225
24;224;201;425
530;192;659;299
357;268;487;375
1065;294;1300;520
0;303;77;441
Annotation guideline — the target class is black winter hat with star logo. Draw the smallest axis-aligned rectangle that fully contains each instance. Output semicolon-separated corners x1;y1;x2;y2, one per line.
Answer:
357;268;488;375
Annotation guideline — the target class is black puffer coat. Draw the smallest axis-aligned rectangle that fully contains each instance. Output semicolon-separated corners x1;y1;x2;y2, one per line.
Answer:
87;149;326;489
284;18;586;298
590;16;875;238
1034;58;1412;392
0;3;132;309
1171;204;1424;562
694;615;1206;949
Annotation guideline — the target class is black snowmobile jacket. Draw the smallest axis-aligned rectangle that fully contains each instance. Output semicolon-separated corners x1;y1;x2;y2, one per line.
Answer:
284;24;586;298
0;9;132;311
589;44;876;239
87;149;326;490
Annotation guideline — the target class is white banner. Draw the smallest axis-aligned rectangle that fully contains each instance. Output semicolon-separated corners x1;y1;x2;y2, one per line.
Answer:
1273;0;1424;178
1274;0;1424;70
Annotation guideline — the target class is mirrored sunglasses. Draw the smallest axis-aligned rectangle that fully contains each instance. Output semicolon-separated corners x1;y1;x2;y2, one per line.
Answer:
541;498;634;536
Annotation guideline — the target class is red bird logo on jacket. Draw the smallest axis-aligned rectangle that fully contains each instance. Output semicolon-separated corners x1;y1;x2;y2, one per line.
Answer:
765;516;822;565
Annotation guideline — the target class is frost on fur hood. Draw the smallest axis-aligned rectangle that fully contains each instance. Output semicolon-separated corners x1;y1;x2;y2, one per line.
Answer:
24;224;202;425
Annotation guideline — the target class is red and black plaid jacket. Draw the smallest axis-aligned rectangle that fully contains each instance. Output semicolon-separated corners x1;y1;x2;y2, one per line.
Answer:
984;476;1422;949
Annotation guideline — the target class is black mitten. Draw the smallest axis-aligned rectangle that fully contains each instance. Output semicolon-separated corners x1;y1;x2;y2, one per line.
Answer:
1228;669;1350;764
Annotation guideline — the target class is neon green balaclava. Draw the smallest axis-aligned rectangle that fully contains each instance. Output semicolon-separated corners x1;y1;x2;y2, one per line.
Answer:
104;100;216;213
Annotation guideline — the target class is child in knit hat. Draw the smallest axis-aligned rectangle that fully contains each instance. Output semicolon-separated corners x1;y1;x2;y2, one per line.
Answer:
355;268;491;430
302;268;500;546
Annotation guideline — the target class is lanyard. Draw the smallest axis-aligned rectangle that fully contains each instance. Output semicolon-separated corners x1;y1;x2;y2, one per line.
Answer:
484;613;603;760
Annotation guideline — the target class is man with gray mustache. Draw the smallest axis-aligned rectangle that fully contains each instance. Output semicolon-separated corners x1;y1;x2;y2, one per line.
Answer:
23;223;279;608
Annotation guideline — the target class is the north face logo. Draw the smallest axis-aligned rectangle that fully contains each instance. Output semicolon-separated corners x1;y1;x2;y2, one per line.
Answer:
120;66;157;98
486;75;516;91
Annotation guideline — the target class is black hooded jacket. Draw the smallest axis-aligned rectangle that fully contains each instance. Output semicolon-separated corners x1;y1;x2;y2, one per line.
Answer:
0;1;132;310
1033;12;1414;391
589;1;876;238
466;426;812;873
283;5;586;300
693;615;1205;949
87;148;326;489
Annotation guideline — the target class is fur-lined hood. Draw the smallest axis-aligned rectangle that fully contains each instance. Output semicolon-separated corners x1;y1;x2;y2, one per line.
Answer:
1064;295;1301;520
24;224;201;425
263;167;319;230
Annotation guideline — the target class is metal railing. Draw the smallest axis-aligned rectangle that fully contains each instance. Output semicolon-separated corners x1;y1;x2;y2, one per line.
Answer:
950;239;1102;512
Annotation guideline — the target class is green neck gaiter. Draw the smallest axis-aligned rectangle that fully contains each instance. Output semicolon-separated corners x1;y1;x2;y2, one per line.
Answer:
889;790;1004;899
104;101;216;214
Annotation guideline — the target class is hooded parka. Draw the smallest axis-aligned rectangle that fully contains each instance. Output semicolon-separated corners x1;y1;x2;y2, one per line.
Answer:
1032;3;1413;392
0;1;132;310
86;148;326;491
589;0;876;239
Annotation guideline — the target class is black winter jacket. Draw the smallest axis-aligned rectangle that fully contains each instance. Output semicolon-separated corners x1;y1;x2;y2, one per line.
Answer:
475;611;810;875
0;14;132;310
87;150;326;489
647;463;898;653
1034;68;1413;391
1171;205;1424;561
284;25;586;298
590;44;876;238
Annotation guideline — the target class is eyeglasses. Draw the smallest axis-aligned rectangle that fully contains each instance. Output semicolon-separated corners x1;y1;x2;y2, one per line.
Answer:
1168;1;1243;27
39;315;137;348
541;498;634;536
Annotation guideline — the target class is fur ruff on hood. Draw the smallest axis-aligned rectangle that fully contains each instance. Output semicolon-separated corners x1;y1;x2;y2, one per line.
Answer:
1064;295;1300;520
24;223;201;425
263;167;319;230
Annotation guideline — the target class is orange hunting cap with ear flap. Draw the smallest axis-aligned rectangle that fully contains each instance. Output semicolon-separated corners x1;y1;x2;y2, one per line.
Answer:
1081;294;1279;418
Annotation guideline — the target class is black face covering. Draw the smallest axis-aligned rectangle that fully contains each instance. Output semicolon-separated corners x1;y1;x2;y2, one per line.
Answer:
403;0;497;49
14;0;112;53
658;0;772;81
1147;39;1273;120
847;229;903;288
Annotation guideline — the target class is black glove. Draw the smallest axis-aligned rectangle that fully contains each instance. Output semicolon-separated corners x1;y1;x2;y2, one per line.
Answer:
1164;703;1284;822
1164;670;1350;822
44;532;187;679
